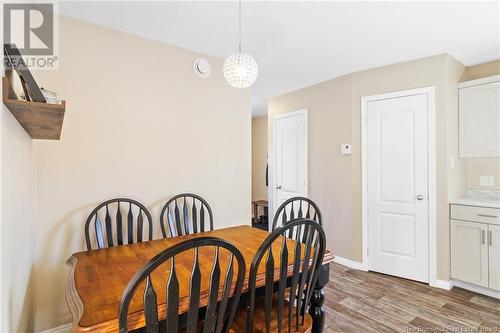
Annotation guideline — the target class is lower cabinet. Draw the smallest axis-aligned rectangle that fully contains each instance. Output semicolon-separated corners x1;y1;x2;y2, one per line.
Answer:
451;219;500;291
451;220;489;287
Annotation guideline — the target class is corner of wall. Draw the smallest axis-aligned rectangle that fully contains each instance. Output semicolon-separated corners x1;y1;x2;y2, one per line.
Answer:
1;73;38;333
444;55;467;201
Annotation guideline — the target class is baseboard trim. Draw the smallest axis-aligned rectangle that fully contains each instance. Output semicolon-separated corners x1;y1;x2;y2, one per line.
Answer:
37;323;72;333
333;256;366;271
429;279;454;290
452;280;500;299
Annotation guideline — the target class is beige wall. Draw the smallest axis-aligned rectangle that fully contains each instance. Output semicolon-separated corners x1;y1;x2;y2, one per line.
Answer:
30;16;251;331
1;92;37;332
268;74;353;259
252;116;268;203
268;54;466;280
461;60;500;191
461;59;500;81
466;159;500;190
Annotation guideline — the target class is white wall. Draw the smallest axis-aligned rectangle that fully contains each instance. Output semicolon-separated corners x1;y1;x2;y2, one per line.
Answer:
1;90;37;333
2;16;251;332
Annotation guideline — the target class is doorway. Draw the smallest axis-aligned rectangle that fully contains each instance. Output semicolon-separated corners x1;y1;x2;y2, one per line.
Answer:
272;109;308;225
252;115;270;230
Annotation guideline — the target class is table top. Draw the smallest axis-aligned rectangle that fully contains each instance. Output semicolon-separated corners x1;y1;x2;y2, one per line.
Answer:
66;225;333;332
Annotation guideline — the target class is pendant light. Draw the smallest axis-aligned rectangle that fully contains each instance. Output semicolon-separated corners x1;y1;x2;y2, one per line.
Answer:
223;0;258;88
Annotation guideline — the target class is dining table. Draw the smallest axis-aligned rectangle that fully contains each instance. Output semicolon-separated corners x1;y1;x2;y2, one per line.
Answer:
66;225;334;333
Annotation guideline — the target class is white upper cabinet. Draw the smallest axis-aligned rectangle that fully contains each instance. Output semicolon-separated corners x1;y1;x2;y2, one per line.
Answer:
459;75;500;158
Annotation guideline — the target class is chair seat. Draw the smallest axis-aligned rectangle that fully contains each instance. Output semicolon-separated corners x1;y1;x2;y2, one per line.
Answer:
230;296;312;333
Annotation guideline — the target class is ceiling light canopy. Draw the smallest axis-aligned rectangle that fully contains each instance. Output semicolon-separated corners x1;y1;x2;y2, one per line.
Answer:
223;0;258;88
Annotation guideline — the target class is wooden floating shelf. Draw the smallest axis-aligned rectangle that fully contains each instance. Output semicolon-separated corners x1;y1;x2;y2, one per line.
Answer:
2;76;65;140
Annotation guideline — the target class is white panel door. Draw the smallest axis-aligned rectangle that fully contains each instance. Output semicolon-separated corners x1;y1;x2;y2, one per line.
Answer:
451;220;489;287
367;93;429;282
274;111;307;211
489;224;500;291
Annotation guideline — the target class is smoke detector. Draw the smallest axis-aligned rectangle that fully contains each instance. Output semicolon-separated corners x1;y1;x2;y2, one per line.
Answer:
193;58;211;78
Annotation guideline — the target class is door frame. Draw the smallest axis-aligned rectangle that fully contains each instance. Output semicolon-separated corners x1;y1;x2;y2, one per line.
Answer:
270;109;309;228
361;86;437;286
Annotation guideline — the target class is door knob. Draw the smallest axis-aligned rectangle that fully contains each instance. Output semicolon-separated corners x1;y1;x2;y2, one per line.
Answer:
416;194;424;201
276;185;282;190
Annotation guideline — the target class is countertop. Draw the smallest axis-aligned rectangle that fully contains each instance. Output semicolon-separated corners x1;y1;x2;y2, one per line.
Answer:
450;198;500;209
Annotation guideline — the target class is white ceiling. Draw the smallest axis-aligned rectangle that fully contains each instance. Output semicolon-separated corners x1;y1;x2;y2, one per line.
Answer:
60;1;500;116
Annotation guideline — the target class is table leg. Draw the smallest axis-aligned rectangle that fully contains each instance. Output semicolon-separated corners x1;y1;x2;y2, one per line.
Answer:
310;263;329;333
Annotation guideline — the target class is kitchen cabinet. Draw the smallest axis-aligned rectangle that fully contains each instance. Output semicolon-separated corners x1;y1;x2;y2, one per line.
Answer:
450;203;500;291
459;75;500;157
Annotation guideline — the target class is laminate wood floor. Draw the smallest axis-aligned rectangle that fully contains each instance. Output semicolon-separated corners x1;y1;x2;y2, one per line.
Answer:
324;263;500;333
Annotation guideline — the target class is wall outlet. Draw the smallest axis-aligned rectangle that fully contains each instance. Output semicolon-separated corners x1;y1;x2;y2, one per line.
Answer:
480;175;495;187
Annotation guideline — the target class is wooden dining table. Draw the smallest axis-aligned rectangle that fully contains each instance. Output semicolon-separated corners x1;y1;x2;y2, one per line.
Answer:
66;225;334;333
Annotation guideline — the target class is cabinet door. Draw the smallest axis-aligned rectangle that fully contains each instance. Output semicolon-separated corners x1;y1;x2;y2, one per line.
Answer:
451;220;489;287
489;224;500;291
459;79;500;157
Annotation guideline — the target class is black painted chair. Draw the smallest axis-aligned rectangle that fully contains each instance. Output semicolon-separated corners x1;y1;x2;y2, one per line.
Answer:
118;237;246;333
272;197;323;230
231;218;326;333
160;193;214;238
84;198;153;250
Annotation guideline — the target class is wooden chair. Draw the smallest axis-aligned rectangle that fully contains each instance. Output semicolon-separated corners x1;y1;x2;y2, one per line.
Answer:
160;193;214;238
272;197;323;230
84;198;153;250
231;219;326;333
118;237;246;333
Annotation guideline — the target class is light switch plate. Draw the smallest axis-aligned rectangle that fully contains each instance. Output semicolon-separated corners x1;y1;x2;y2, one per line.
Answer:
480;175;495;187
340;143;352;155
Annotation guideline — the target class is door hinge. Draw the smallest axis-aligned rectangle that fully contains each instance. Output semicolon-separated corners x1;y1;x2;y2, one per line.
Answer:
367;248;369;257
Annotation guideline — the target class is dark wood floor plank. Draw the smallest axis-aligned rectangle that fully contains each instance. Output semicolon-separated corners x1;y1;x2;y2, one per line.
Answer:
409;317;445;331
470;295;500;311
331;301;398;333
325;311;376;333
325;262;500;333
339;297;415;332
346;269;431;294
329;286;416;324
329;275;384;300
443;301;500;325
380;293;479;329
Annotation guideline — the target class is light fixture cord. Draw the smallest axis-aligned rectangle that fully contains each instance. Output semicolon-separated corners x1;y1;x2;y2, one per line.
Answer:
238;0;242;52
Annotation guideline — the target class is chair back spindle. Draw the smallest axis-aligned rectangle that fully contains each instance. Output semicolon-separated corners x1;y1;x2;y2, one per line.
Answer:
85;198;153;250
160;193;214;238
272;197;323;230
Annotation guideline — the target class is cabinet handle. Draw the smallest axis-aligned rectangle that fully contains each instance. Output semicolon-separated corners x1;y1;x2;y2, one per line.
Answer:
489;230;493;246
482;230;485;244
478;214;498;218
